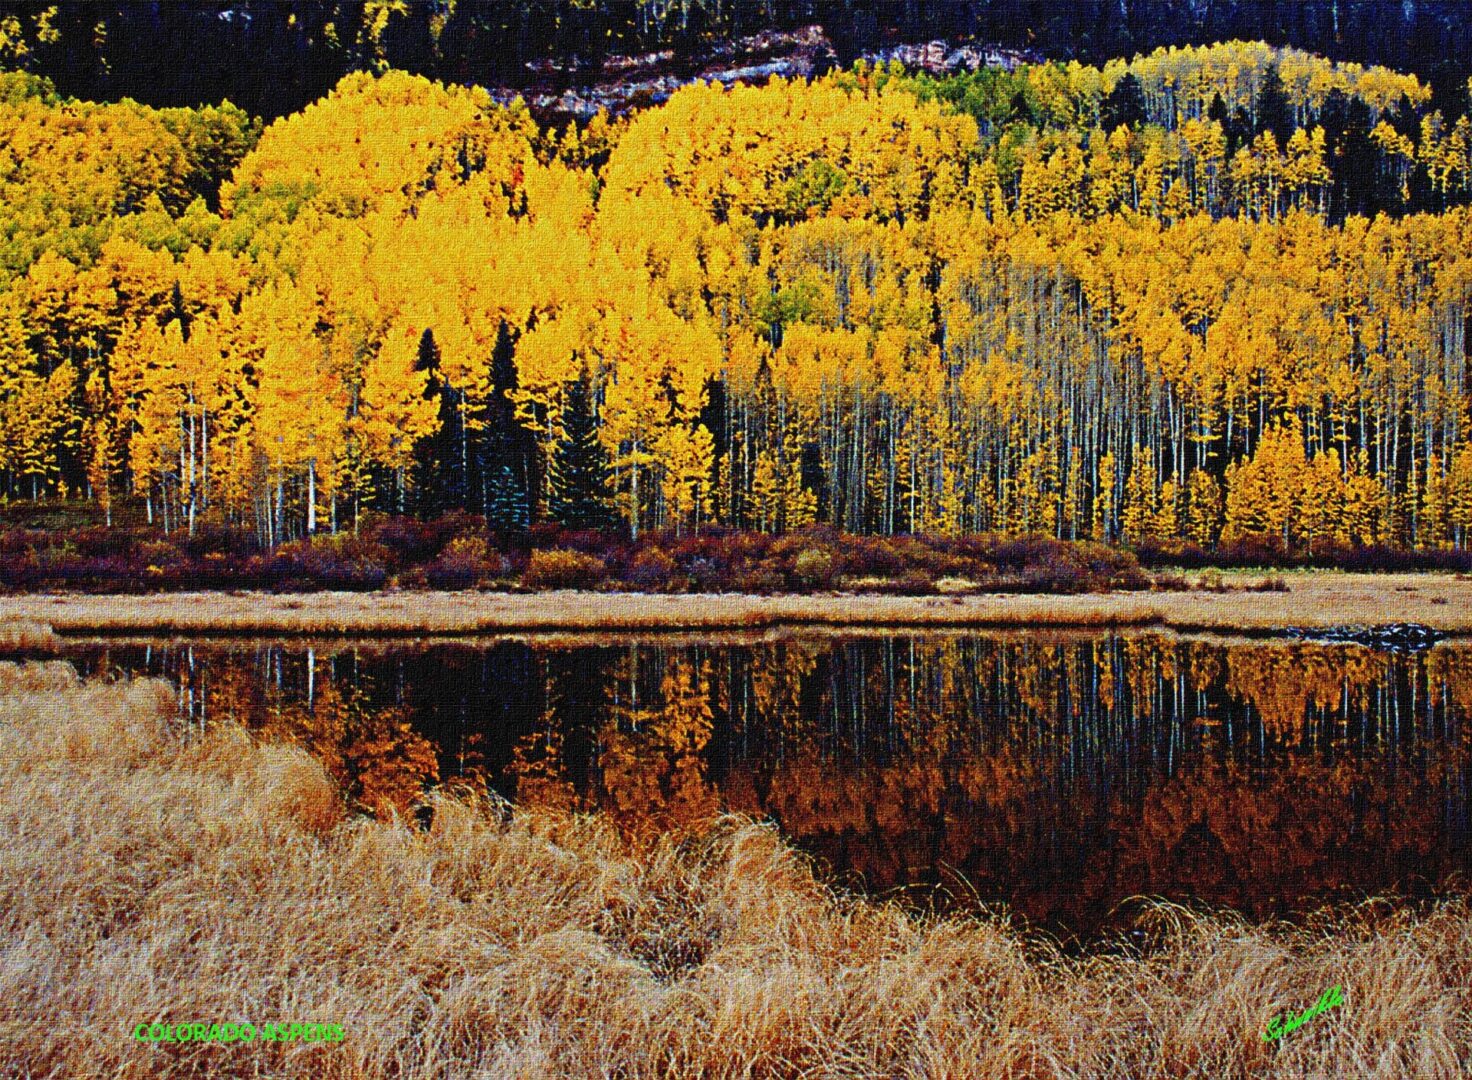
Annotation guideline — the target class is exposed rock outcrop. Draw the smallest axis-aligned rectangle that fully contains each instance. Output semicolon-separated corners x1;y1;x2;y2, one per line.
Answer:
486;25;1040;121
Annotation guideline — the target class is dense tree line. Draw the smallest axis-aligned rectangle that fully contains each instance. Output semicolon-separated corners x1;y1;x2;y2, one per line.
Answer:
881;43;1467;222
3;2;1472;121
3;43;1472;552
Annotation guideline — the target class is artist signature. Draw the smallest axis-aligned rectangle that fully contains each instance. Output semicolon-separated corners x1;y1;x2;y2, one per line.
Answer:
1262;985;1344;1042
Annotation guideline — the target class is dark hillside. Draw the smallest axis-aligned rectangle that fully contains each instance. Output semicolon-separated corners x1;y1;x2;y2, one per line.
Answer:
2;1;1471;120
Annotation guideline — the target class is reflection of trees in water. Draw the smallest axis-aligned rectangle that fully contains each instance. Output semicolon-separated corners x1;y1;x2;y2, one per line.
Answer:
597;651;720;842
1225;644;1391;736
548;635;1472;928
60;635;1472;933
1428;648;1472;716
1098;754;1457;917
73;644;442;818
259;678;440;819
507;727;579;814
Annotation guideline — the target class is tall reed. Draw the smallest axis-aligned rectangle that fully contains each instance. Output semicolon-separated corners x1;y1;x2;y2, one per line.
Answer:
0;662;1466;1078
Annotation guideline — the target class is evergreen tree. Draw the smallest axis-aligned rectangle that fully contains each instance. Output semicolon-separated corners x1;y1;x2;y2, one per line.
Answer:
170;280;190;340
1101;72;1146;130
1226;104;1254;159
1207;91;1247;157
1256;62;1295;147
409;327;462;517
1318;87;1353;218
484;459;529;530
1206;91;1229;127
547;368;612;530
481;321;530;531
1339;95;1382;216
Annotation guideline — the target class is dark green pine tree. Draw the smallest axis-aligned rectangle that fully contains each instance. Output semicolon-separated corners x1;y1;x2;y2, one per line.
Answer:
409;327;449;517
1207;91;1248;158
1101;71;1147;130
409;327;473;516
484;459;528;530
547;368;613;531
481;322;530;532
1255;62;1295;148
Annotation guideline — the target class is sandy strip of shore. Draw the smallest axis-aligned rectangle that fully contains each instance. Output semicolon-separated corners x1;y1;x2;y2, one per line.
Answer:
0;572;1469;636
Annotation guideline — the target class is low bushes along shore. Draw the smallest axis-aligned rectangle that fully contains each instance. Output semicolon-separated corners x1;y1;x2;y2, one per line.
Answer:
0;512;1149;595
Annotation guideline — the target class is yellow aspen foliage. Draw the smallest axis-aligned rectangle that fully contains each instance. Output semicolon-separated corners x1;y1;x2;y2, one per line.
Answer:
1420;457;1450;549
0;62;1469;552
81;370;113;521
1341;451;1389;547
785;466;819;530
1223;423;1306;545
356;323;436;478
1448;443;1472;547
222;70;536;223
660;423;717;532
1;362;74;497
1180;468;1221;546
1154;479;1181;539
750;451;781;534
1093;452;1117;542
1300;447;1347;551
1120;457;1159;544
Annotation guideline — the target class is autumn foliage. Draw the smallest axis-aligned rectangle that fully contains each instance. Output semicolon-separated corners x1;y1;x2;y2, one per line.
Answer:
0;507;1155;594
1;47;1472;559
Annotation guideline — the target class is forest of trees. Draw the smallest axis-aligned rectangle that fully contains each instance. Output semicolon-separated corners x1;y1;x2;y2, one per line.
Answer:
3;1;1472;121
4;39;1472;552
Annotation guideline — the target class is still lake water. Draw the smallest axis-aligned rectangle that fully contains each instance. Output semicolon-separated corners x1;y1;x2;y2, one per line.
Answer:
30;631;1472;939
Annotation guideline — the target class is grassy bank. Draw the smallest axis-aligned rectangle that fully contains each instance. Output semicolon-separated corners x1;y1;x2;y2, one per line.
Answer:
1;662;1468;1078
0;572;1470;636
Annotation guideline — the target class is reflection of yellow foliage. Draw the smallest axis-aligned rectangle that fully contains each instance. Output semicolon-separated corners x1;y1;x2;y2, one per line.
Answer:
1224;644;1388;735
253;678;439;819
739;642;821;743
1103;754;1453;917
507;725;579;814
127;637;1472;929
1185;642;1224;694
1426;647;1472;717
1010;643;1066;719
596;654;719;842
1123;638;1162;719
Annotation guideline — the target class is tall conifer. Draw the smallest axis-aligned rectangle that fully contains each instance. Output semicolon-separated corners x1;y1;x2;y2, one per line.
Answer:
547;368;612;530
481;322;530;531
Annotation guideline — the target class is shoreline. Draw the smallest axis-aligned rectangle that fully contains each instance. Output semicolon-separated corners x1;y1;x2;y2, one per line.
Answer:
1;571;1469;636
11;666;1469;1077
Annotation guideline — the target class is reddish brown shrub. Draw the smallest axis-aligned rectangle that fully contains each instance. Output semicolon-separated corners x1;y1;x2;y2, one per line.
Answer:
524;549;608;589
621;547;684;591
425;536;508;589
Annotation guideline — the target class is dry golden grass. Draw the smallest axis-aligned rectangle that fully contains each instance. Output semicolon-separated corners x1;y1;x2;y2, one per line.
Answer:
0;615;60;649
1;662;1469;1078
1;571;1471;636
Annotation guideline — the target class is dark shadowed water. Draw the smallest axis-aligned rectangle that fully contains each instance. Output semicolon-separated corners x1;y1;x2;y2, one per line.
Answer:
22;631;1472;940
